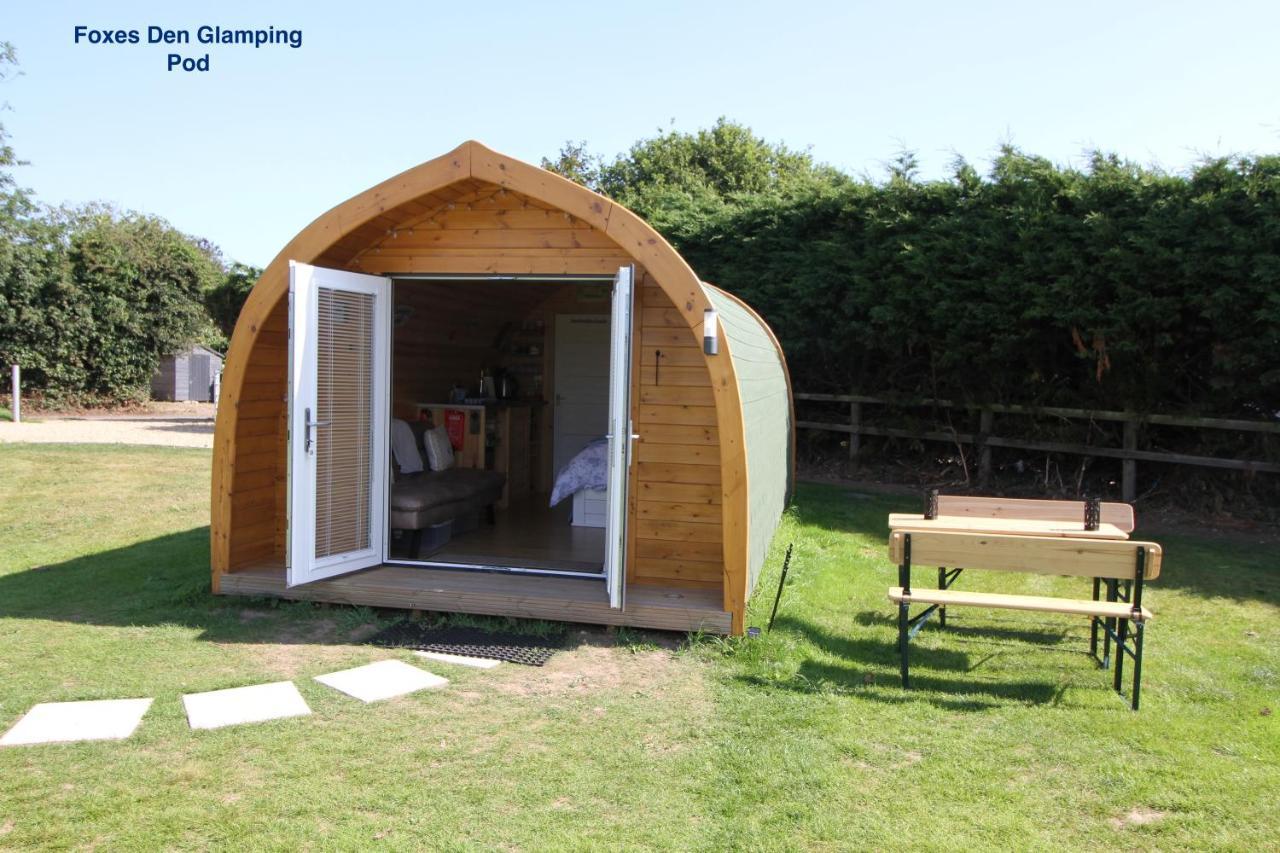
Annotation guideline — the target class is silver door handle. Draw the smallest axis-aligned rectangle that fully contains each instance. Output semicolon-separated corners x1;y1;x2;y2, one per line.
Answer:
304;407;331;453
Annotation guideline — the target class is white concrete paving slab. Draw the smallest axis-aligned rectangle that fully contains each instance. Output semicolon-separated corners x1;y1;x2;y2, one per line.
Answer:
415;650;502;669
0;698;153;746
315;659;448;703
183;681;311;730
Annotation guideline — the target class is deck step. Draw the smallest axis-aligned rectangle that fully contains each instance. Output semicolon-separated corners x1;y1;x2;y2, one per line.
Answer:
219;563;731;634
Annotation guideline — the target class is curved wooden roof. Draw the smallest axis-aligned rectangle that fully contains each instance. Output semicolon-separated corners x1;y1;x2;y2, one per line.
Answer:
212;141;763;629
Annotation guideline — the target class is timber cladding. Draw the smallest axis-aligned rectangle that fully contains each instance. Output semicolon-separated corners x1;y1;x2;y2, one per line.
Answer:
631;279;722;590
335;181;632;277
227;297;288;569
226;219;724;593
213;141;792;634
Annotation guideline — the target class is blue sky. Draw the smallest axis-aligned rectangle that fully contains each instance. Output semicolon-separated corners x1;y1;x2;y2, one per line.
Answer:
5;1;1279;266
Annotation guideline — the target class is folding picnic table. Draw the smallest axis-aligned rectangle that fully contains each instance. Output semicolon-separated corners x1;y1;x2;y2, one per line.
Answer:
886;495;1159;709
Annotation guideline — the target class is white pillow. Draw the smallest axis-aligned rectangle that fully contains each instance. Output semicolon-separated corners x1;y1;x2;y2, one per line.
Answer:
390;418;424;475
423;424;455;471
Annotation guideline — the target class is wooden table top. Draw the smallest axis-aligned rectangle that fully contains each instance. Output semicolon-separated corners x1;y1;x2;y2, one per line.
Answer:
888;513;1130;540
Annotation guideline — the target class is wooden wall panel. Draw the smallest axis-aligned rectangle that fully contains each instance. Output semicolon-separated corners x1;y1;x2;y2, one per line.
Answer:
629;278;723;592
347;189;633;278
225;183;727;603
228;297;288;570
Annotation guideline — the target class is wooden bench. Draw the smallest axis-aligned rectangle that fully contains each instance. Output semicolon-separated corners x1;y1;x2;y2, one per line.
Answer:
888;528;1162;710
933;494;1135;533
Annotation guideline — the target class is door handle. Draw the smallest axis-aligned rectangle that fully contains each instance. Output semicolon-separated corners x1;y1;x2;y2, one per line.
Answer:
304;407;331;453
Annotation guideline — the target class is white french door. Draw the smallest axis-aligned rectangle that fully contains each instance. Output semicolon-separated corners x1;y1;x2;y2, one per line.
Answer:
287;261;391;586
603;266;635;609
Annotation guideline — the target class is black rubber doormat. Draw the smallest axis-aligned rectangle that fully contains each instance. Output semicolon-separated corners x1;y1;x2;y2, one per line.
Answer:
366;623;565;666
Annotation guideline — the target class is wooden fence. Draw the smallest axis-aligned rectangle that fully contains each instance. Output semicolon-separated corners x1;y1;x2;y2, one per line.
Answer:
795;392;1280;501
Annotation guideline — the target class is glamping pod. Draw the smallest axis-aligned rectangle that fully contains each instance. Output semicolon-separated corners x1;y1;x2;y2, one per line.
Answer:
211;141;792;634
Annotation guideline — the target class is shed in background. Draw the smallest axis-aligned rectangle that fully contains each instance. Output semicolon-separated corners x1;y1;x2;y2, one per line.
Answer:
151;345;223;403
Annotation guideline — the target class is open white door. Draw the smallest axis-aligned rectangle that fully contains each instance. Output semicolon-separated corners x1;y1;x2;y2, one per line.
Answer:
603;266;635;608
287;261;391;586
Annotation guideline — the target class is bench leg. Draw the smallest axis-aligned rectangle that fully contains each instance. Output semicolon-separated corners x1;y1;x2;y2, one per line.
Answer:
1101;579;1117;669
1131;620;1145;711
1113;617;1128;694
937;567;947;628
409;528;424;559
898;600;911;688
1090;578;1101;659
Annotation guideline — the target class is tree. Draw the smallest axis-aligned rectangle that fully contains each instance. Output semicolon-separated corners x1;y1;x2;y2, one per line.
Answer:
0;41;24;202
204;261;262;346
598;117;840;208
544;120;845;227
63;210;223;400
540;141;602;192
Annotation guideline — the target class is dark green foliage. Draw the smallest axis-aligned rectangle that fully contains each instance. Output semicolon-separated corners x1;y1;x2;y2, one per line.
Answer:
540;140;602;192
0;209;224;404
552;125;1280;418
69;212;222;398
204;261;261;345
691;149;1280;417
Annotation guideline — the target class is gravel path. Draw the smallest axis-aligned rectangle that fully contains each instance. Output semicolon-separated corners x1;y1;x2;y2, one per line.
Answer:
0;417;214;448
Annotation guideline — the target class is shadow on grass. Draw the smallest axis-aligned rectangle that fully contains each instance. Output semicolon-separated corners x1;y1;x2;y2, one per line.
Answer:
744;613;1068;710
0;526;604;648
45;416;213;423
0;527;367;646
142;422;215;436
851;611;1075;648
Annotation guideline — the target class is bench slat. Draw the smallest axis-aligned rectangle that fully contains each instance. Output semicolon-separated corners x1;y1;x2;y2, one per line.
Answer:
889;530;1162;581
890;513;1129;540
935;496;1135;533
888;586;1153;621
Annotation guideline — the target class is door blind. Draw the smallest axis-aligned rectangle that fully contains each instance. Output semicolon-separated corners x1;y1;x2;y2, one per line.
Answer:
314;287;374;559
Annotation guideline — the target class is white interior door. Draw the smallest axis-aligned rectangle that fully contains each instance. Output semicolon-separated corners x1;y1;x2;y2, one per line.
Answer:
552;314;611;475
288;261;391;586
604;266;635;609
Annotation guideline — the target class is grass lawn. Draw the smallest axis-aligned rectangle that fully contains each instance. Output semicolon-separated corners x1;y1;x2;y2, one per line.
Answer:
0;444;1277;849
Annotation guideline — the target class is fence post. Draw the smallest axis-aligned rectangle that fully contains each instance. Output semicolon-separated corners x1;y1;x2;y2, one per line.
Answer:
848;399;861;464
1122;419;1138;502
977;407;993;486
9;364;18;424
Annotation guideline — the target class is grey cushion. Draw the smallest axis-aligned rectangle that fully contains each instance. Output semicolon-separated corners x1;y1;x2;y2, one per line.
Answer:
389;467;506;531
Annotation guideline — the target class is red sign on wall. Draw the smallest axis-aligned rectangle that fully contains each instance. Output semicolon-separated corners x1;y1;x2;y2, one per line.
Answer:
445;409;466;450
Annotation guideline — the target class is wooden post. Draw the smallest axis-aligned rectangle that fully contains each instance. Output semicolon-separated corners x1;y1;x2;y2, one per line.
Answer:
9;364;18;424
1122;420;1138;502
848;400;861;462
977;408;993;486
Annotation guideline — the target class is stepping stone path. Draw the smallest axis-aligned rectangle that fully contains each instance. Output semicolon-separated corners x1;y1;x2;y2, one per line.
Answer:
314;659;448;703
183;681;311;730
3;655;477;745
415;650;502;669
0;698;153;747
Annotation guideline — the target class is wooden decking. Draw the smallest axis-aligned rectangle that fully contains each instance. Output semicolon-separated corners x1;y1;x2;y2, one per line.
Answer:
218;563;732;634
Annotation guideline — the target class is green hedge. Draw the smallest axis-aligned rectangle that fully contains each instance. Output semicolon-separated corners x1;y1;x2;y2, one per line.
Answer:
664;149;1280;419
0;209;223;405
